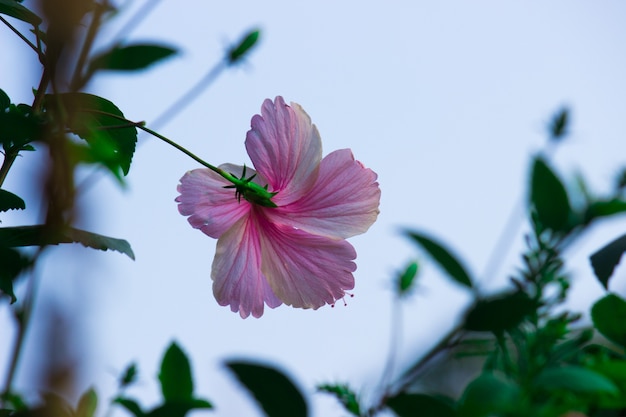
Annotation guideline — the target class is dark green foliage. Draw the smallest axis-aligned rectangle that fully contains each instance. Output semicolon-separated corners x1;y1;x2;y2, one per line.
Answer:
48;93;137;177
317;384;360;416
457;373;520;417
114;398;144;417
584;198;626;222
0;189;25;211
549;107;569;140
226;361;307;417
591;293;626;348
115;342;212;417
0;89;9;110
0;247;30;303
0;104;43;152
0;225;135;259
590;234;626;290
228;29;260;64
119;362;138;387
0;0;42;25
397;261;418;295
88;44;177;74
529;157;572;233
533;366;618;396
159;342;194;402
464;291;535;333
386;393;456;417
405;230;473;288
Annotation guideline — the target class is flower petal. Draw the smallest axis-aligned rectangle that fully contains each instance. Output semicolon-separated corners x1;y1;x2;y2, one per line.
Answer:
212;214;282;318
176;165;254;238
257;216;357;310
245;96;322;205
267;149;381;239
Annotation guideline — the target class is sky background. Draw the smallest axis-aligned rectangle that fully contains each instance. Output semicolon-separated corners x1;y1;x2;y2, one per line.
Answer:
3;1;626;416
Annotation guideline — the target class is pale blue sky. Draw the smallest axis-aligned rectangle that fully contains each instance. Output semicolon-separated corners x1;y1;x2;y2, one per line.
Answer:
3;1;626;416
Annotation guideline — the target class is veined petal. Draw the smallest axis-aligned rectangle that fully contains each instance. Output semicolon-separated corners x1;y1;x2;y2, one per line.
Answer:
258;217;357;310
176;165;252;238
212;214;282;318
268;149;381;239
245;96;322;205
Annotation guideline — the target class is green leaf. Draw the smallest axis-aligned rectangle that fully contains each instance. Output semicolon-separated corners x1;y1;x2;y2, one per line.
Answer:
50;93;137;176
591;293;626;348
529;157;572;233
88;44;177;74
228;29;260;64
0;225;135;260
0;109;42;150
119;362;138;387
386;393;456;417
0;89;9;111
549;107;569;140
0;247;29;303
0;0;42;25
0;189;25;212
76;388;98;417
114;398;144;417
406;230;473;288
397;261;419;295
317;384;360;416
463;291;534;333
585;199;626;222
159;342;194;402
458;373;520;417
534;366;619;395
590;234;626;289
146;400;212;417
226;361;307;417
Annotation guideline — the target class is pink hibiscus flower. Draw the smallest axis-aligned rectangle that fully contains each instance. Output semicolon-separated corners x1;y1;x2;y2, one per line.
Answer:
176;96;380;318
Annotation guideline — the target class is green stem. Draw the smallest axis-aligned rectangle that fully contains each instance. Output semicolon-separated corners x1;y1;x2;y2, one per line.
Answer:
0;150;18;188
1;247;45;405
0;16;40;57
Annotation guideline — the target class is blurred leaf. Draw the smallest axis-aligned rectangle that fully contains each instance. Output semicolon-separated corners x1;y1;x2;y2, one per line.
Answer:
0;247;29;303
405;230;473;288
228;29;260;64
591;293;626;348
0;0;42;25
590;234;626;289
397;261;418;295
585;199;626;222
464;291;534;333
146;400;212;417
119;362;138;387
88;44;177;74
226;361;307;417
50;93;137;176
534;366;619;395
0;225;135;259
159;342;194;402
114;398;144;417
386;393;455;417
549;107;569;140
0;189;25;211
530;157;572;233
76;388;98;417
0;89;9;110
317;384;360;416
458;373;520;417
